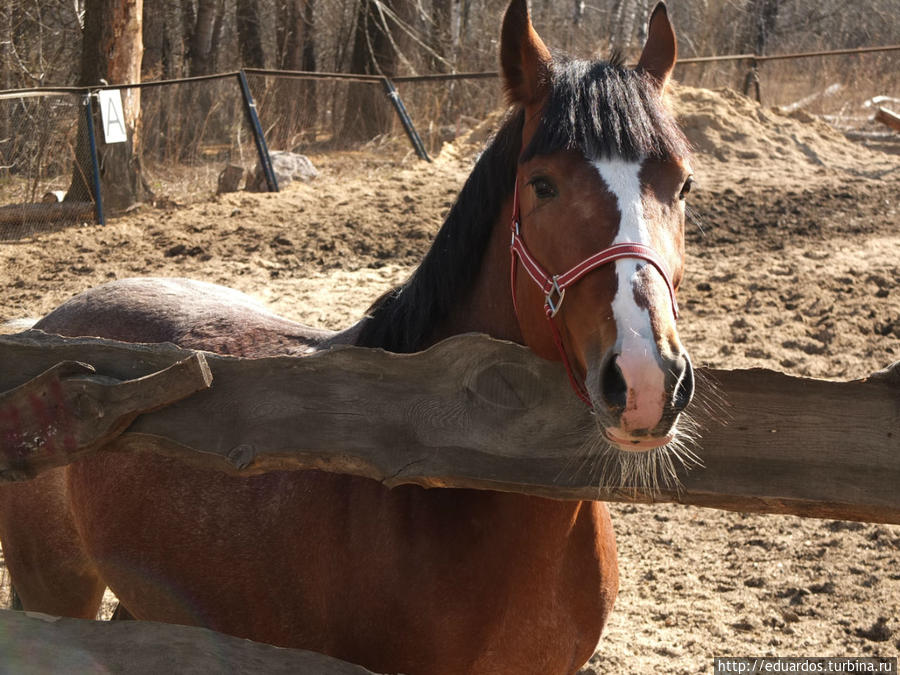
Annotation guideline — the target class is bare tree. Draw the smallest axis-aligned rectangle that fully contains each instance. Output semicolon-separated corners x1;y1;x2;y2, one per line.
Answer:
188;0;226;76
273;0;318;146
0;0;896;167
0;1;83;174
430;0;453;71
340;0;417;140
237;0;266;68
67;0;150;212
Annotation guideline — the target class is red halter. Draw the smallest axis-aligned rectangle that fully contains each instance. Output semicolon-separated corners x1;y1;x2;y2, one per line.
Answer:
509;180;679;407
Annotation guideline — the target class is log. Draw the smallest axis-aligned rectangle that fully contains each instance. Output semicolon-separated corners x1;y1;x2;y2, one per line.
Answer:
875;106;900;132
0;610;377;674
780;83;842;113
0;202;94;227
0;330;898;523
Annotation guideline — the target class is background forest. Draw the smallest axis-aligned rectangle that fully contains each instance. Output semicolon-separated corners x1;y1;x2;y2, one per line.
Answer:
2;0;897;91
0;0;896;218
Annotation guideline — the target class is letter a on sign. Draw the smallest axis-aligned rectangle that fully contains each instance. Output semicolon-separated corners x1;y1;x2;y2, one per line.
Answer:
98;90;128;144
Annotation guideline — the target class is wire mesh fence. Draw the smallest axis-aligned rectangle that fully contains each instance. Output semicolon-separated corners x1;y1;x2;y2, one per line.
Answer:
0;44;895;242
137;75;263;204
245;71;416;159
0;74;278;241
0;92;94;241
393;76;504;158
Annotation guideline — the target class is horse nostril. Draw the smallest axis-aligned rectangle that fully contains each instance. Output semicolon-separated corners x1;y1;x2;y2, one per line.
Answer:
601;354;628;412
672;354;694;413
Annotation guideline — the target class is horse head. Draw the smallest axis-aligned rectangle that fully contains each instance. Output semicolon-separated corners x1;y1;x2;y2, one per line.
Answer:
501;0;695;460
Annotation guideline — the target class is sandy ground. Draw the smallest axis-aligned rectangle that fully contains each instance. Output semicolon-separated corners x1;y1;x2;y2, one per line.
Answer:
1;84;899;673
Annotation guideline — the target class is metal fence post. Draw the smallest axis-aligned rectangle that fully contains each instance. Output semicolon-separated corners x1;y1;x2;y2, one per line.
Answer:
742;58;762;104
83;92;105;225
237;70;278;192
382;78;431;162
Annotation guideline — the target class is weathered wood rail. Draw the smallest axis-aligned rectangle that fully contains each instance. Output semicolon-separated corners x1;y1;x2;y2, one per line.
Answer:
0;610;377;674
1;330;898;523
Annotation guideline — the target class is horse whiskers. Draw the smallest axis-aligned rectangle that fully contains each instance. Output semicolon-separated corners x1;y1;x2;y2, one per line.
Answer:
691;369;732;424
553;364;716;495
563;411;704;498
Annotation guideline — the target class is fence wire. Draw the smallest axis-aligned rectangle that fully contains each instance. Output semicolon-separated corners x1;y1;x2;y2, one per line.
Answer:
0;93;93;241
394;77;504;158
245;73;409;158
0;44;896;241
138;76;261;204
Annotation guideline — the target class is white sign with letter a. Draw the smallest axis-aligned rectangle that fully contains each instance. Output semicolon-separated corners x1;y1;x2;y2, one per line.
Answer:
98;89;127;144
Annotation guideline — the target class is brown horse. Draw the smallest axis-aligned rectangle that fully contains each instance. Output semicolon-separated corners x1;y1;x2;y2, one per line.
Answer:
0;2;695;672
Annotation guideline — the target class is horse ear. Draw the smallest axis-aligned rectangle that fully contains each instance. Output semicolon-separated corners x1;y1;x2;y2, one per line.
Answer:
500;0;551;106
637;2;677;90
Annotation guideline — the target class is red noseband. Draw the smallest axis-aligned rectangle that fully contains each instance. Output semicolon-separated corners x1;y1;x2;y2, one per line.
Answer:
509;180;679;407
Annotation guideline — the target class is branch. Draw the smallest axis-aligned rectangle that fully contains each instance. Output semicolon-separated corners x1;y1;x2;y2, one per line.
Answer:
0;346;211;480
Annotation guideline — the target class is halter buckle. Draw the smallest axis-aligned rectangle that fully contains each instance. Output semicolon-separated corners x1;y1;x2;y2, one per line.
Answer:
545;277;566;317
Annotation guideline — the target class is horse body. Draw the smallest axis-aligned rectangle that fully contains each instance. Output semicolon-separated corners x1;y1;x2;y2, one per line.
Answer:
4;277;616;674
0;3;694;673
70;458;613;674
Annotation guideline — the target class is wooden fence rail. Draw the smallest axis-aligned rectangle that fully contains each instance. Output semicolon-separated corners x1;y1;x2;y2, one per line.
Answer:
1;330;898;523
0;610;377;674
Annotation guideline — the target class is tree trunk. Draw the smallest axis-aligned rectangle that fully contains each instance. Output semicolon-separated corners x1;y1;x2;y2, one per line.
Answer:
142;2;164;80
236;0;265;68
67;0;150;214
142;0;185;79
340;0;403;141
275;0;318;147
301;0;317;74
181;0;226;162
276;1;292;69
609;0;643;51
572;0;584;27
301;0;318;142
0;5;13;172
188;0;224;77
141;0;184;163
459;0;472;57
430;0;452;72
182;0;197;70
751;0;780;54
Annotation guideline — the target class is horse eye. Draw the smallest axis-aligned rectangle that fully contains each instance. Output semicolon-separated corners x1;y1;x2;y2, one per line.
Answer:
679;176;694;200
529;177;557;200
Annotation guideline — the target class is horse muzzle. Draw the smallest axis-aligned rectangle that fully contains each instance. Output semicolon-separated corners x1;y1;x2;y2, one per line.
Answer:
588;347;694;452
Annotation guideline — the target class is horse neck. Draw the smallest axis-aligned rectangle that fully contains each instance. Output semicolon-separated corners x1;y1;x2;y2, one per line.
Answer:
423;202;596;525
424;196;524;347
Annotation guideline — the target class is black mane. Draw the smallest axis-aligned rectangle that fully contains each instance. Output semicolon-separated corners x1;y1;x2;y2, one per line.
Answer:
355;57;687;353
523;56;689;162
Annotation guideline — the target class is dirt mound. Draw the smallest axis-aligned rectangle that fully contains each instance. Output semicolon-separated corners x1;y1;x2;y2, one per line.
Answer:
437;107;508;161
671;84;897;188
442;83;898;190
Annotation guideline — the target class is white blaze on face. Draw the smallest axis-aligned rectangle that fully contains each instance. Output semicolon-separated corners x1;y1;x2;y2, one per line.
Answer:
593;158;667;433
